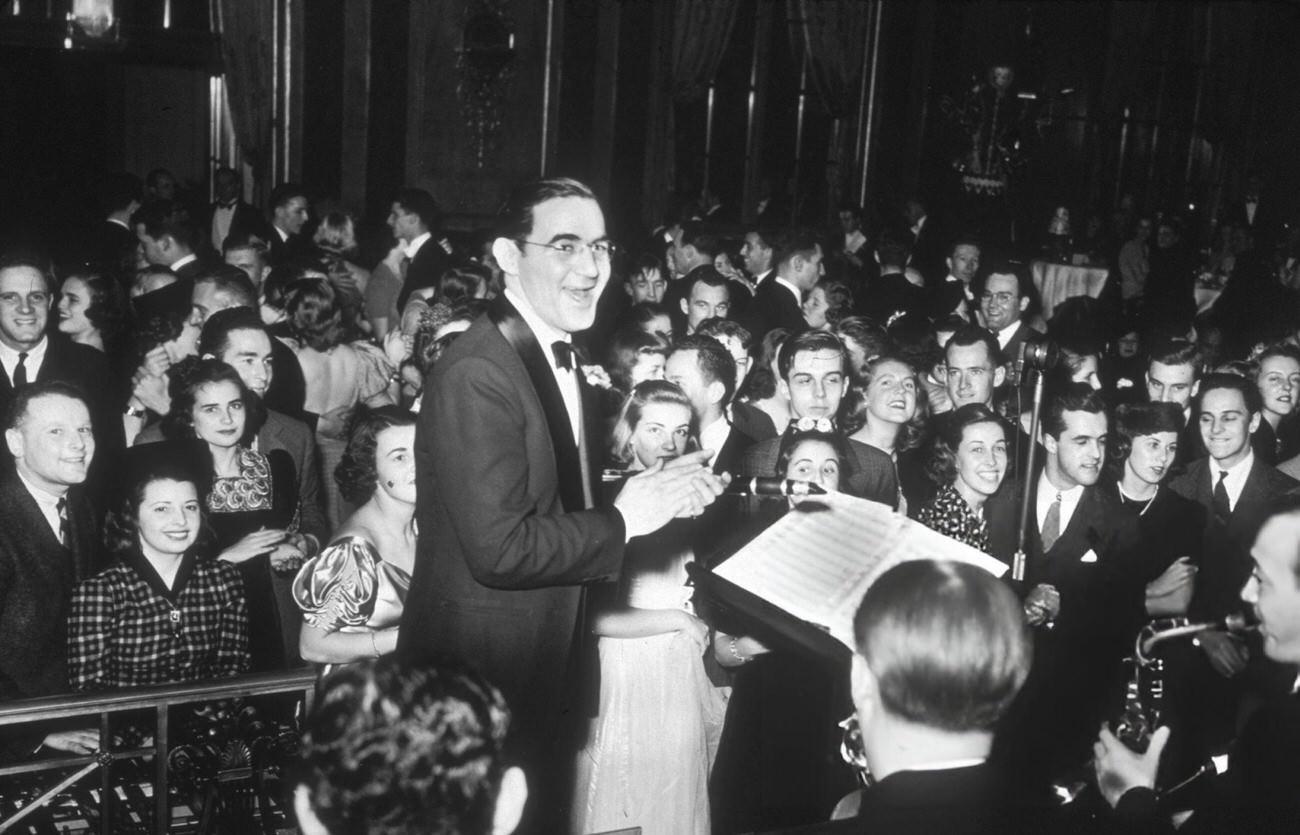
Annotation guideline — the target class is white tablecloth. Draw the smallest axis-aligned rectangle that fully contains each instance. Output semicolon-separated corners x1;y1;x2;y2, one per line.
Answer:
1031;260;1110;320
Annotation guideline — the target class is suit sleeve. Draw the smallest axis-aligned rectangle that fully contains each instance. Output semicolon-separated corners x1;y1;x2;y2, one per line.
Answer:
425;355;625;589
289;425;328;544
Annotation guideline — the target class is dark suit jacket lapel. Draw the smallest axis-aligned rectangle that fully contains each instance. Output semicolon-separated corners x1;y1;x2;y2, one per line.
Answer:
490;297;586;513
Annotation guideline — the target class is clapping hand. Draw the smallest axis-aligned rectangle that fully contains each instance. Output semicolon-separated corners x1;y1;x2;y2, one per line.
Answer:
614;450;728;540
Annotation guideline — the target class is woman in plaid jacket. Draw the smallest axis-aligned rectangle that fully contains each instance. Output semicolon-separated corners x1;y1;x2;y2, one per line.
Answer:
67;454;249;690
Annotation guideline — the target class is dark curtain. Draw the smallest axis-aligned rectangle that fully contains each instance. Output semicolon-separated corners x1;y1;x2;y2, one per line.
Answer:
216;0;275;200
644;0;739;227
794;0;872;216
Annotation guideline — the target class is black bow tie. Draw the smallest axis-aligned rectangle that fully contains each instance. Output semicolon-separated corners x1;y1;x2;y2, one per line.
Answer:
551;341;577;372
217;201;237;210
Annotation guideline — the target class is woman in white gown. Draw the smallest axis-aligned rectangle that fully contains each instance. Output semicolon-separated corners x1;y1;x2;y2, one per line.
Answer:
572;381;721;835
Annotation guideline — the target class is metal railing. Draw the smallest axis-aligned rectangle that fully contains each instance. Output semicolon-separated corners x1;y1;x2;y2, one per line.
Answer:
0;668;317;834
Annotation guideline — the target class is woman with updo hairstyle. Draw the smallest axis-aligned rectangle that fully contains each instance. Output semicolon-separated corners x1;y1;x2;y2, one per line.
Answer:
158;356;306;671
575;380;722;834
802;279;853;332
1107;401;1204;617
293;406;416;674
68;454;248;690
56;268;127;354
738;327;793;431
916;403;1011;552
284;277;399;528
312;210;371;337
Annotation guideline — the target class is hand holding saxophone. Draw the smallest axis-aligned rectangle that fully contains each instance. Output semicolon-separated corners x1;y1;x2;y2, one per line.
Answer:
1093;724;1171;809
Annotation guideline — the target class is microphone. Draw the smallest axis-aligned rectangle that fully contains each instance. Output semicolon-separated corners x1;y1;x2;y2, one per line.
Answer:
724;477;827;497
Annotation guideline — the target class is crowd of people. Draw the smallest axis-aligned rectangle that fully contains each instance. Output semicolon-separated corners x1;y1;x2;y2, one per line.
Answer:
1;164;1299;835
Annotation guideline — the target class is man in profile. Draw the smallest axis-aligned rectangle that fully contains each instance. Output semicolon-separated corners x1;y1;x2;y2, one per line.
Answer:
295;656;527;835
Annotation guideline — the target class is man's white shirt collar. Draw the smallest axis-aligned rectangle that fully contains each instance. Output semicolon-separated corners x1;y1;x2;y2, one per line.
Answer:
699;414;729;469
0;335;48;383
171;253;197;271
1036;472;1085;537
404;231;432;260
504;288;580;441
1211;450;1255;512
996;320;1021;350
776;276;802;304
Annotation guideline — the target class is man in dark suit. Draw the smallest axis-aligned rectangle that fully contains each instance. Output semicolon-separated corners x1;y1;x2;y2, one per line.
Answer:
1169;373;1299;753
132;199;212;281
861;225;927;327
389;187;453;313
87;171;142;279
930;236;981;322
398;178;725;829
784;560;1057;834
666;335;754;476
201;166;271;260
996;386;1144;781
696;318;778;441
976;259;1042;414
0;254;124;494
741;224;777;289
1095;497;1300;832
266;182;313;267
739;227;822;343
1146;337;1205;472
740;330;898;506
0;382;102;761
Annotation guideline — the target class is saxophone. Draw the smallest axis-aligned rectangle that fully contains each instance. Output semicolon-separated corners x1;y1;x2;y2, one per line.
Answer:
1112;613;1256;752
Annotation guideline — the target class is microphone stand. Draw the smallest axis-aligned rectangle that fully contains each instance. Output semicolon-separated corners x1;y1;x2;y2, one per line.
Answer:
1012;367;1046;583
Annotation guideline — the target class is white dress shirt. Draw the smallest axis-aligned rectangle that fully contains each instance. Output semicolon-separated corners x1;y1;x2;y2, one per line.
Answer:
1036;473;1085;540
699;414;730;469
995;320;1021;351
1210;450;1255;513
505;288;581;442
775;276;802;305
170;253;197;273
0;335;48;385
404;231;432;261
16;467;67;542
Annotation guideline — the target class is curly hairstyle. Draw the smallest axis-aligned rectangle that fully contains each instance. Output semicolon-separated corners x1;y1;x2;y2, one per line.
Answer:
1105;401;1185;482
816;279;855;329
161;357;264;445
609;380;695;468
285;277;346;351
313;211;360;256
296;655;511;835
61;269;128;344
436;264;492;302
925;403;1009;486
104;461;215;560
605;327;669;395
335;405;418;505
841;355;930;451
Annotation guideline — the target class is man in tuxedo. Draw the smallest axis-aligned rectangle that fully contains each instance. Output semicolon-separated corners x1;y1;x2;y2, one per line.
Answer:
739;330;897;505
1168;373;1299;752
931;237;981;322
739;227;822;342
1146;337;1205;471
0;383;102;761
389;187;453;312
266;183;312;266
203;166;270;259
996;386;1144;781
223;235;271;291
1096;498;1300;831
0;254;123;488
696;318;778;440
399;177;725;829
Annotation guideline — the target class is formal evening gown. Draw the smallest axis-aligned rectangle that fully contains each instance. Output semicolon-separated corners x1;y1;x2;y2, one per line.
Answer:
571;520;722;835
292;535;410;677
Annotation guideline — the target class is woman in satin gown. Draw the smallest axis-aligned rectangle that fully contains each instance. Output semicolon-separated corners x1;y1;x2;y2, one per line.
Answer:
293;407;416;675
572;381;723;835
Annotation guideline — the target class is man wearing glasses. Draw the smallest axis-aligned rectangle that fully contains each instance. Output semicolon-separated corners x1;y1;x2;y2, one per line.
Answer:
400;177;726;830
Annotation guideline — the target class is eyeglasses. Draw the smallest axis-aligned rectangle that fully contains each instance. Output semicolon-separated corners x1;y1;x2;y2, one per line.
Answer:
981;291;1017;305
517;239;617;264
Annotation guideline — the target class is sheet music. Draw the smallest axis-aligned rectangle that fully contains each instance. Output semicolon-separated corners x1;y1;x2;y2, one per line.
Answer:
712;492;1007;648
